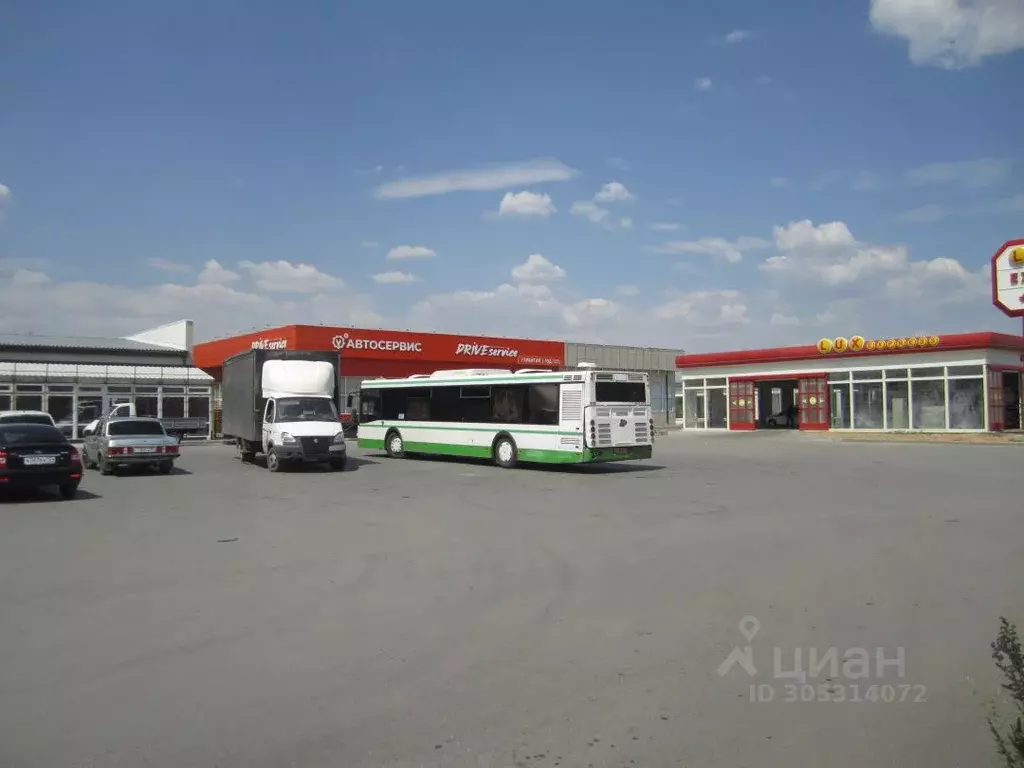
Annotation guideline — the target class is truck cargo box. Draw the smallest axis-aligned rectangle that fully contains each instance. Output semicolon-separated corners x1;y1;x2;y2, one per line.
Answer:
220;349;342;443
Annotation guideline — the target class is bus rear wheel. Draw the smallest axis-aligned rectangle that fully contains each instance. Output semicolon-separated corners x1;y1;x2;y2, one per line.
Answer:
385;430;405;458
493;435;518;469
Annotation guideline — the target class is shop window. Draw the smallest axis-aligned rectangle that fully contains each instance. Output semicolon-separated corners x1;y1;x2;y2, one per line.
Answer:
0;395;10;410
886;381;910;430
674;394;684;421
14;394;43;411
135;386;158;395
47;384;74;393
161;386;185;394
684;389;705;428
830;383;851;428
15;384;43;393
187;396;210;420
136;397;159;418
707;388;727;428
885;369;908;380
910;367;944;379
683;379;704;389
947;365;983;377
47;395;74;424
828;372;851;382
162;396;185;419
852;382;884;428
948;379;983;429
852;370;883;381
107;385;132;394
706;378;726;387
911;380;946;429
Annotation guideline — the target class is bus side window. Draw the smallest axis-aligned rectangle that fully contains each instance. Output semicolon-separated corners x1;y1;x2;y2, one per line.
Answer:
527;384;559;425
491;386;525;424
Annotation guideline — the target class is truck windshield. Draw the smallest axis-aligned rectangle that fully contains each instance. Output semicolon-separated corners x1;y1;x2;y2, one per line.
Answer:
595;382;647;404
275;397;338;422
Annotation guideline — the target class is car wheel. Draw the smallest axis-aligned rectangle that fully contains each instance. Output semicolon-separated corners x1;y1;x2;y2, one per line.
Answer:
766;418;776;427
493;435;518;469
385;430;405;458
99;454;114;476
329;456;347;471
59;482;79;500
267;451;281;472
158;460;173;475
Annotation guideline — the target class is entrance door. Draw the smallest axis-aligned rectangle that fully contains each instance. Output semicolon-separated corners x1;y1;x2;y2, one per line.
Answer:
798;377;829;430
987;369;1005;431
728;380;755;430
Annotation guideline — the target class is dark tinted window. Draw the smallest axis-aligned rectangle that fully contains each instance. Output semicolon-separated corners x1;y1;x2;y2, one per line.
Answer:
527;384;559;425
491;387;526;423
0;413;54;425
0;424;67;446
108;420;166;436
595;382;647;403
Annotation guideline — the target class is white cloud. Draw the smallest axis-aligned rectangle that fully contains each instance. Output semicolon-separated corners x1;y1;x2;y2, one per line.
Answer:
146;258;192;274
11;269;51;287
198;259;240;285
387;245;436;260
497;190;557;218
695;77;713;91
593;182;635;203
618;217;634;230
769;176;790;187
237;260;344;293
761;219;909;286
511;253;567;284
649;236;770;264
372;271;419;284
570;200;610;224
653;289;751;328
724;29;753;43
651;222;682;231
373;158;577;199
360;240;379;248
906;158;1012;187
0;262;381;339
884;256;988;303
770;312;801;327
851;171;882;191
895;204;951;223
616;285;641;297
869;0;1024;68
0;183;10;202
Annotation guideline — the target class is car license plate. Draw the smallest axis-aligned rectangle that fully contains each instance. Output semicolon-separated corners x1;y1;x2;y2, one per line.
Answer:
23;455;57;466
613;447;629;455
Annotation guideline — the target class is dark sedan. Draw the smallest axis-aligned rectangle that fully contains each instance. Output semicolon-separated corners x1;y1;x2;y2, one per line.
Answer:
0;423;83;499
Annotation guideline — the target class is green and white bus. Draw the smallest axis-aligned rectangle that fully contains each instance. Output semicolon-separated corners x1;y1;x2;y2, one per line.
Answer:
355;366;653;468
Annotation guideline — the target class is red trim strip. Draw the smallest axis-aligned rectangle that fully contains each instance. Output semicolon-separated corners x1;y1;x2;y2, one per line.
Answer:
677;331;1024;369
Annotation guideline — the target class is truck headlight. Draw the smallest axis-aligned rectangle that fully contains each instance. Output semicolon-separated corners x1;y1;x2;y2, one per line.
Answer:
280;432;296;444
333;432;346;444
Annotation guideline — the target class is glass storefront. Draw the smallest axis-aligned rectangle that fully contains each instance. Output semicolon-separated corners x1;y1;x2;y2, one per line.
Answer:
0;378;212;438
678;362;993;431
675;377;727;429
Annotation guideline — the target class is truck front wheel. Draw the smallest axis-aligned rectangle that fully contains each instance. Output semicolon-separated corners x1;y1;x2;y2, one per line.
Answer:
266;450;281;472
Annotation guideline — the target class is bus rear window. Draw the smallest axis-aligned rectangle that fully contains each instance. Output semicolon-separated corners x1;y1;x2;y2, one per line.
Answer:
595;382;646;403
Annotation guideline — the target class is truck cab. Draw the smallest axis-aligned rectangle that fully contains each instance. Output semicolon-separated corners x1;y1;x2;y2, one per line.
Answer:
259;393;346;471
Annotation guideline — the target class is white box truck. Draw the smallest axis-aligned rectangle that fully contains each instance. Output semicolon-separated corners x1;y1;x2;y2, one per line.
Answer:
221;349;347;472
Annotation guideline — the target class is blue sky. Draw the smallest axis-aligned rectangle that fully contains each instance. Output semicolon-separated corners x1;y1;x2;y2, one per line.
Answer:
1;0;1022;351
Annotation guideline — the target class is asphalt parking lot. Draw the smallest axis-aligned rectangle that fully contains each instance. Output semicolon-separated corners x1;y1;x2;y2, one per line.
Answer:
1;433;1022;768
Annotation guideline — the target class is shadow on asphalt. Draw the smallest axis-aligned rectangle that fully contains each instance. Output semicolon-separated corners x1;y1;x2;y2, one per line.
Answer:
100;465;194;478
0;487;103;504
367;452;666;474
246;455;379;472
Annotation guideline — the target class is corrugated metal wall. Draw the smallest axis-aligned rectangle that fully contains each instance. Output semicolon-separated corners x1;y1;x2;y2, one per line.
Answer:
563;343;684;427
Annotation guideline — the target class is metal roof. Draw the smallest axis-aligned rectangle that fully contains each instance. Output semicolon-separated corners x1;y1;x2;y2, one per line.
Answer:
0;333;182;354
